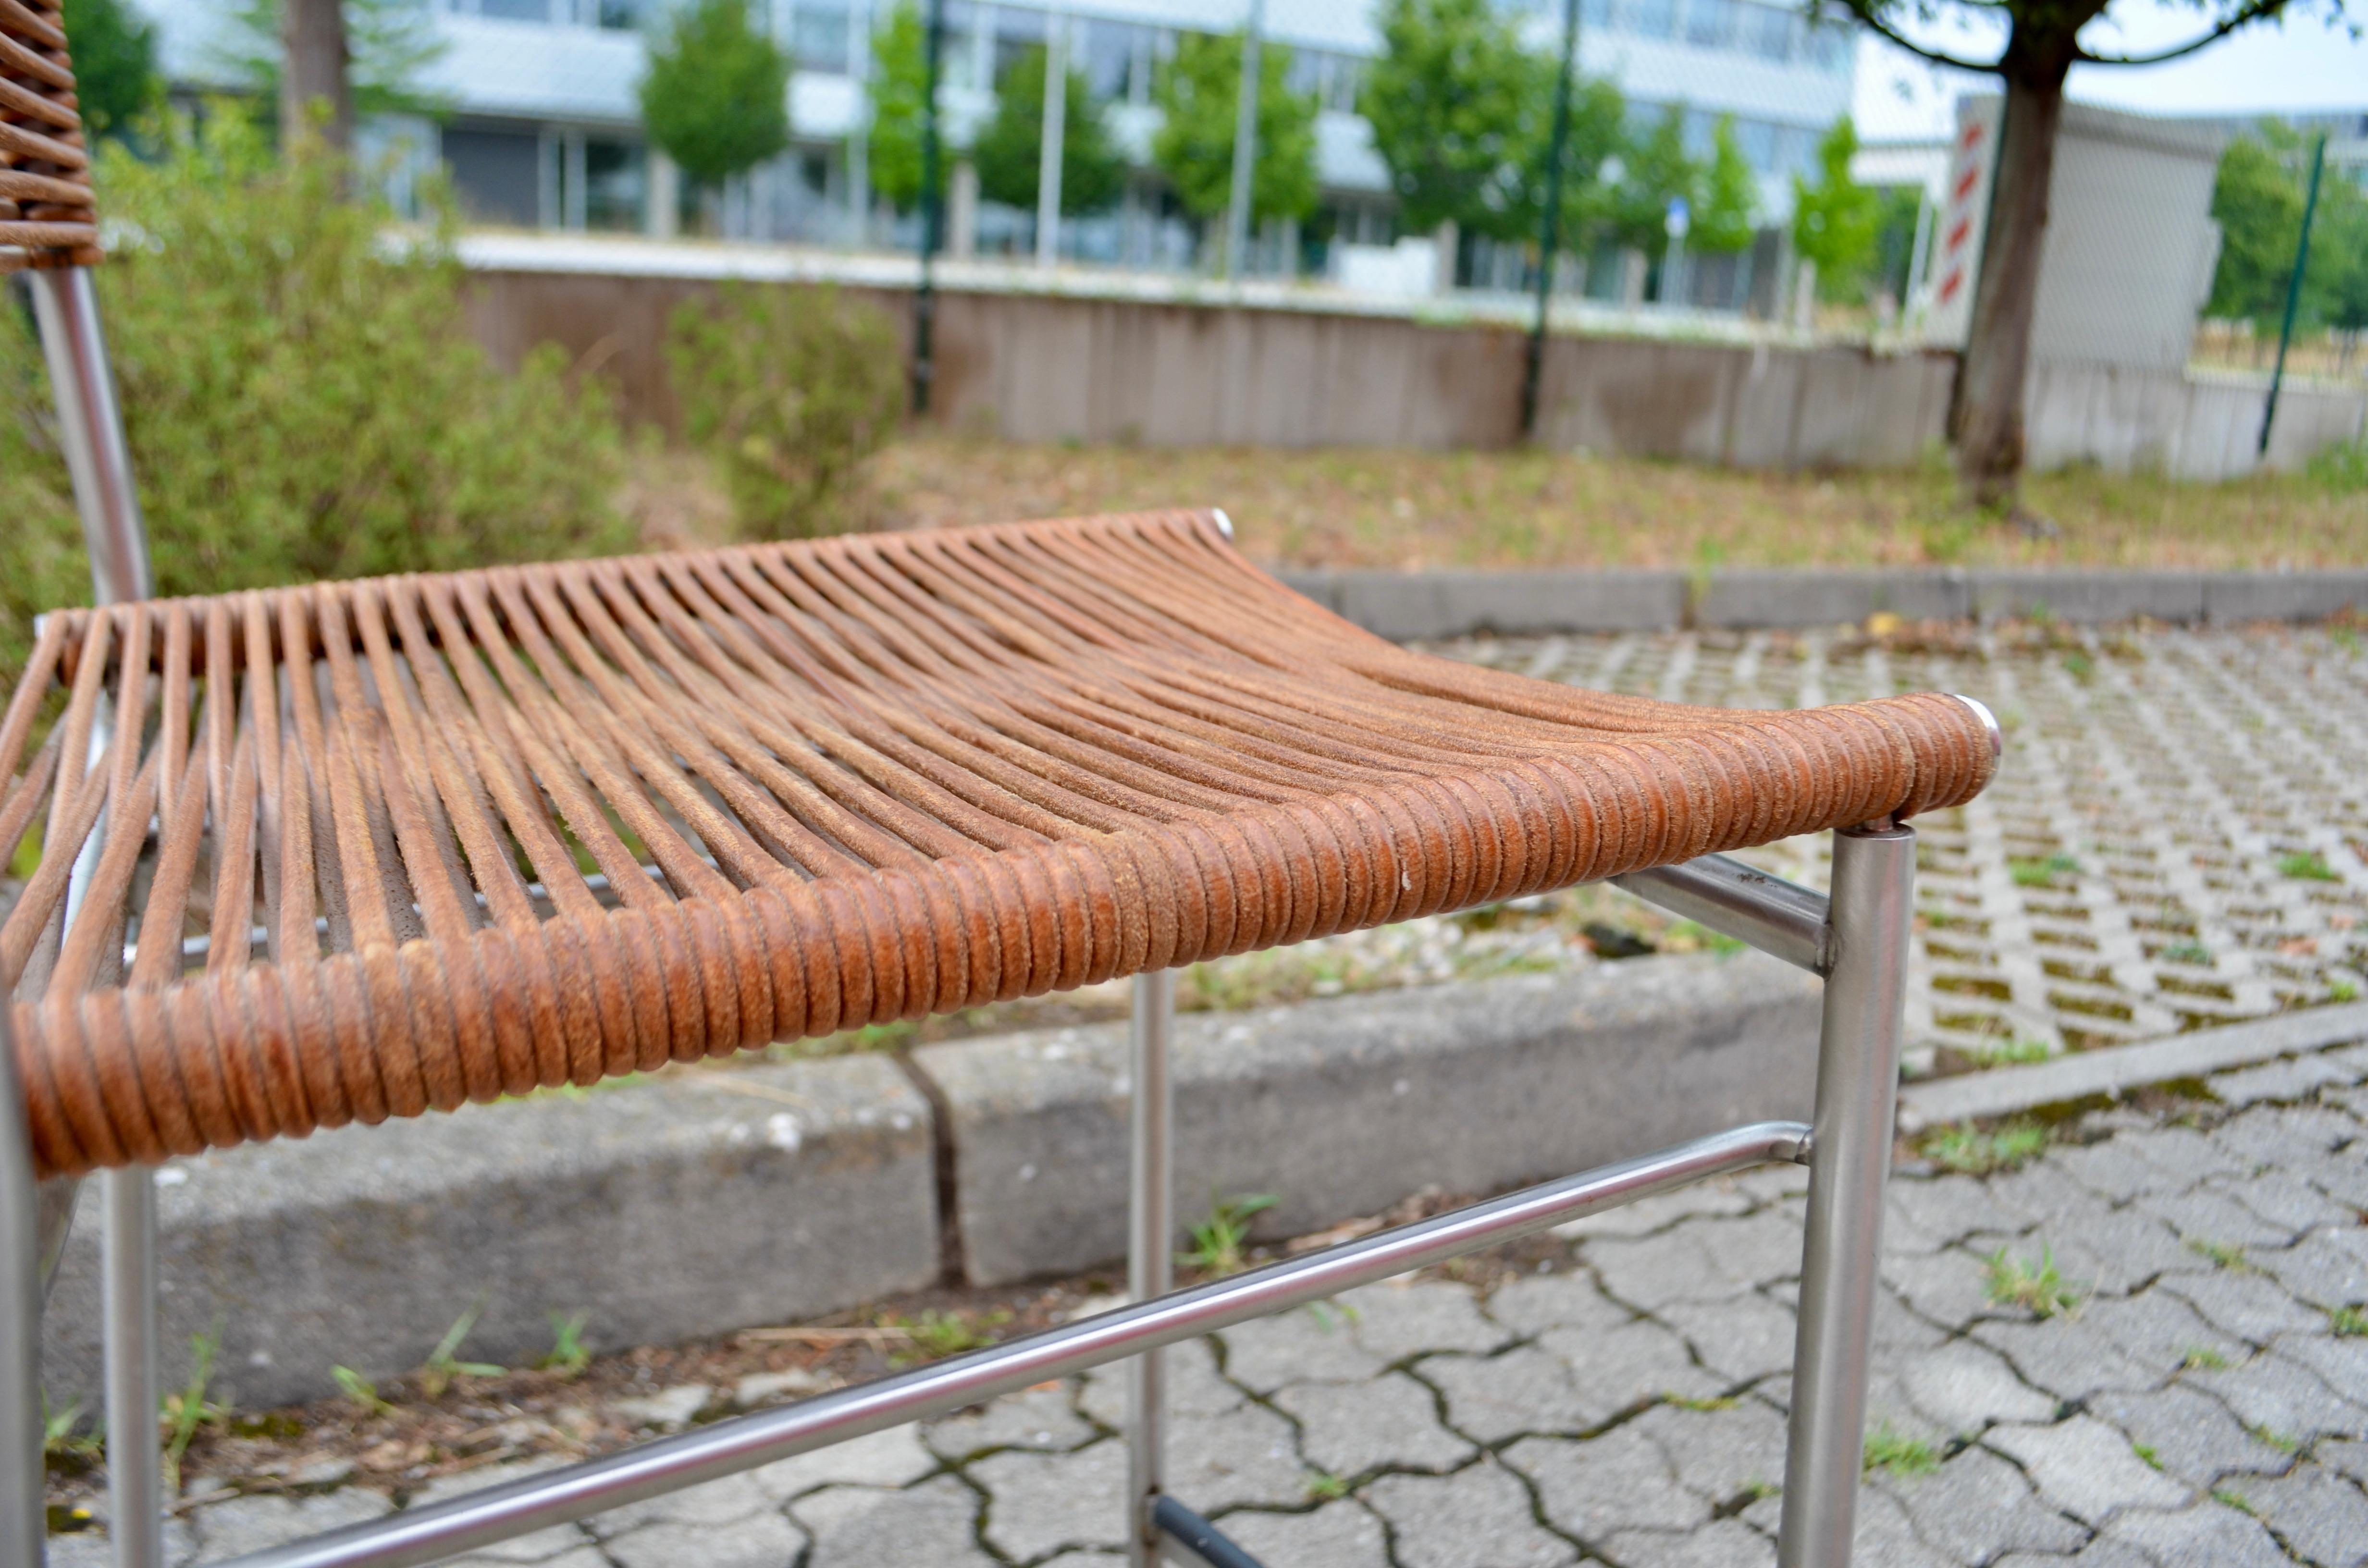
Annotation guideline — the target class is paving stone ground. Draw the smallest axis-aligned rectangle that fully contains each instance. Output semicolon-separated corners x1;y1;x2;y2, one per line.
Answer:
90;1041;2368;1568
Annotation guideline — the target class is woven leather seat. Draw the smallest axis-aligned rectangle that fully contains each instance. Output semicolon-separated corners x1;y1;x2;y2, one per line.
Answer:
0;511;1994;1179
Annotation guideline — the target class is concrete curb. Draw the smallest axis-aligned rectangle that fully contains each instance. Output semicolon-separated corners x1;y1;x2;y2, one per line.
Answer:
1273;566;2368;636
1896;1001;2368;1134
917;952;1820;1286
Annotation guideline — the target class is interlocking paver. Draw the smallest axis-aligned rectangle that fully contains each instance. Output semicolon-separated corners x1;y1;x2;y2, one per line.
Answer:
2252;1227;2368;1311
1363;1460;1579;1568
2101;1497;2295;1567
1080;1335;1240;1425
1629;1399;1790;1506
1165;1404;1308;1512
1216;1501;1391;1568
189;1491;392;1561
1503;1425;1710;1540
1600;1518;1777;1568
1419;1345;1600;1442
2166;1269;2339;1346
2237;1462;2368;1568
924;1384;1097;1460
2280;1332;2368;1408
1276;1372;1475;1477
794;1475;994;1568
973;1436;1127;1559
2186;1351;2368;1446
1484;1271;1632;1338
1986;1414;2192;1522
604;1510;805;1568
1338;1278;1512;1360
1659;1294;1800;1385
1590;1210;1803;1311
1895;1337;2057;1434
2091;1383;2299;1488
749;1423;937;1502
1219;1302;1390;1392
1877;1444;2088;1561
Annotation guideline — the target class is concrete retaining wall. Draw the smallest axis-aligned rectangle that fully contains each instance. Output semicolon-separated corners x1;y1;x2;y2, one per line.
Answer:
463;257;2363;474
38;954;1813;1410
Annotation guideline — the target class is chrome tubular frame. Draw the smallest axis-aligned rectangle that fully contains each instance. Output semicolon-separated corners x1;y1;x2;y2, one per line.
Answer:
6;799;1927;1566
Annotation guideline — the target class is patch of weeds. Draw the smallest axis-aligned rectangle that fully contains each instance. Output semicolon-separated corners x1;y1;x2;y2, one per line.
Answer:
1862;1422;1940;1478
1182;1193;1280;1277
2159;939;2212;966
889;1309;1013;1365
1303;1299;1360;1333
1667;1393;1739;1411
2278;851;2340;882
43;1396;100;1470
417;1300;504;1397
2061;651;2095;681
2213;1486;2256;1516
2329;980;2360;1004
2330;1305;2368;1337
1924;1120;2048;1175
2245;1423;2299;1454
161;1327;225;1494
2132;1441;2161;1471
540;1311;592;1378
332;1364;391;1417
1968;1036;2051;1068
2187;1238;2255;1272
2183;1346;2230;1372
1304;1469;1350;1502
2009;853;2081;888
1985;1244;2084;1319
1664;919;1746;957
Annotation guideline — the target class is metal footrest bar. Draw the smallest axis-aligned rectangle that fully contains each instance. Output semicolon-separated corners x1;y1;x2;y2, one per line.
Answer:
1151;1495;1269;1568
183;1122;1807;1568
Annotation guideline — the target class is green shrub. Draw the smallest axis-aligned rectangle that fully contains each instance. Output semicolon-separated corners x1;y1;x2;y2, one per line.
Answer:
666;281;904;541
0;110;633;678
2307;437;2368;493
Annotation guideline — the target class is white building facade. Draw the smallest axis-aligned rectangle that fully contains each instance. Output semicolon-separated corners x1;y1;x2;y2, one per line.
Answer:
132;0;1855;290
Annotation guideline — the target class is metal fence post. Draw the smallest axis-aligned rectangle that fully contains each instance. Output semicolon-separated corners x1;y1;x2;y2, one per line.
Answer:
1776;823;1915;1568
1126;969;1175;1568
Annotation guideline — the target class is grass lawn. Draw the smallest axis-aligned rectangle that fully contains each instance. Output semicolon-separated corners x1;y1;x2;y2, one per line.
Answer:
821;440;2368;572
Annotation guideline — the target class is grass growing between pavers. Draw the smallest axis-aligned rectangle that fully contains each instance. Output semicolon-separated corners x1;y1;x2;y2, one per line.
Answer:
851;441;2368;571
1985;1244;2088;1320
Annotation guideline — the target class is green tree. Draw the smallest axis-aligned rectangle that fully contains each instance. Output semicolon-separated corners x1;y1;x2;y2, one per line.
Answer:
1870;183;1924;303
1607;106;1701;261
867;0;942;212
640;0;792;190
971;43;1125;215
219;0;448;128
1692;115;1759;255
1360;0;1550;240
1791;116;1879;301
1151;30;1318;226
61;0;161;140
0;110;630;676
1535;76;1628;253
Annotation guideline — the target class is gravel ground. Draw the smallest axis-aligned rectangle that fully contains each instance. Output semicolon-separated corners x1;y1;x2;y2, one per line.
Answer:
91;1036;2368;1568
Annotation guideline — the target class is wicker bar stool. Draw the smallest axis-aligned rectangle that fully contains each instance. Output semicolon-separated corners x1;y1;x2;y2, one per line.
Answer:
3;11;2000;1567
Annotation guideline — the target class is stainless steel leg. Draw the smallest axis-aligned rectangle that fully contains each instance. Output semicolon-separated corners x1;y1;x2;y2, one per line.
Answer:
103;1171;161;1568
1776;823;1916;1568
32;262;163;1568
2;1004;46;1566
1126;969;1174;1568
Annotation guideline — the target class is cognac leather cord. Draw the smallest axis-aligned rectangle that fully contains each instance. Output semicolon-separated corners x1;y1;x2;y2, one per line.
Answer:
1;512;1994;1176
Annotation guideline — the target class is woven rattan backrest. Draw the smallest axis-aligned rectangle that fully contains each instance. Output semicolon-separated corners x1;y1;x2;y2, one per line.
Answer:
0;513;1996;1179
0;0;97;273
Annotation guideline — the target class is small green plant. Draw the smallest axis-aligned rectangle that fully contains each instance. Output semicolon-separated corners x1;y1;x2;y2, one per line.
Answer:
2132;1441;2160;1470
331;1364;391;1417
1862;1421;1939;1477
2187;1238;2253;1272
667;281;906;542
2061;651;2095;681
2278;850;2340;882
1304;1469;1350;1502
2009;853;2080;887
416;1301;504;1397
1924;1121;2048;1176
1739;1477;1779;1502
2182;1345;2230;1371
2330;1305;2368;1336
1985;1244;2084;1319
2213;1486;2256;1516
2245;1423;2299;1454
2330;980;2361;1004
2159;939;2212;966
1968;1036;2051;1068
43;1396;101;1466
160;1327;224;1494
540;1311;592;1378
1182;1193;1281;1277
1666;1392;1739;1411
889;1309;1013;1365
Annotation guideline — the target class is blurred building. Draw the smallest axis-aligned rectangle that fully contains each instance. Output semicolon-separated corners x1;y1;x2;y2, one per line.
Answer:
131;0;1854;287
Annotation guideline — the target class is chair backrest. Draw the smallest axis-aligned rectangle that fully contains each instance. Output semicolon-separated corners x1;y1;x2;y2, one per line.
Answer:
0;0;99;272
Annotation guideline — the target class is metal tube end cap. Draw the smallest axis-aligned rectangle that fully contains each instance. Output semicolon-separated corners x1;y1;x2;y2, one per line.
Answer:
1210;508;1235;542
1951;693;2003;763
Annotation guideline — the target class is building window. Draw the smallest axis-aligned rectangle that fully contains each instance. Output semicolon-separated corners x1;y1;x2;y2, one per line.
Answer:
792;1;851;72
1619;0;1676;38
1734;116;1776;171
1084;19;1149;101
597;0;645;29
1686;0;1735;49
584;138;646;230
1739;3;1793;60
443;126;541;226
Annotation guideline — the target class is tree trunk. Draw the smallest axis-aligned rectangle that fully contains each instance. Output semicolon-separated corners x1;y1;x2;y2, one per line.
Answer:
1952;57;2072;508
283;0;353;153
